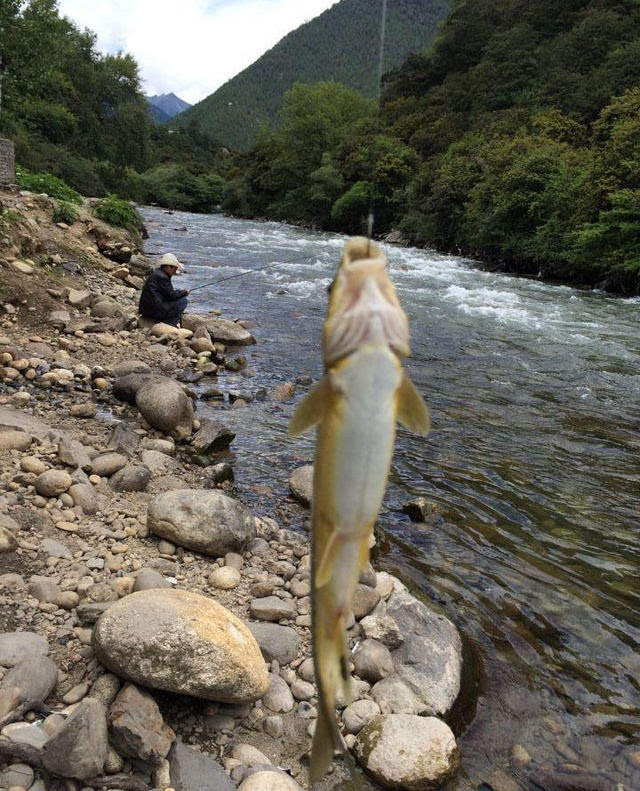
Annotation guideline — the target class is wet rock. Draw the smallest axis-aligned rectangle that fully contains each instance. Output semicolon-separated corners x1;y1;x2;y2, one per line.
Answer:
0;430;33;451
355;714;460;790
42;697;109;780
148;489;255;557
247;623;300;665
91;452;128;477
368;584;462;717
268;382;296;401
136;378;195;437
110;464;151;492
169;739;235;791
289;465;313;507
249;596;297;622
190;419;235;454
108;683;175;766
402;497;440;523
35;469;72;497
0;632;49;667
93;589;269;702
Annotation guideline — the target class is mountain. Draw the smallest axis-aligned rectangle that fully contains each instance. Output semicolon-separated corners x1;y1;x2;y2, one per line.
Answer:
147;93;192;122
176;0;452;150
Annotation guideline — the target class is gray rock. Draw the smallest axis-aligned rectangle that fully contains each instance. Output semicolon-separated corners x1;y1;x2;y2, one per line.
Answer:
238;771;302;790
108;683;175;766
35;469;72;497
69;483;98;514
76;601;114;625
42;697;109;780
113;360;152;377
353;584;381;619
0;525;17;553
90;673;121;707
289;465;313;507
110;464;151;492
136;378;194;438
0;762;34;790
249;596;297;622
141;449;180;475
342;699;381;734
352;639;394;684
91;299;122;319
169;739;235;791
93;589;269;703
112;372;162;405
91;452;128;477
182;314;254;345
0;632;49;667
247;623;300;665
41;538;72;559
262;673;294;713
48;309;71;328
28;576;61;603
369;585;462;717
134;567;172;592
190;419;235;454
0;430;32;451
1;721;50;749
1;655;59;702
107;421;141;456
354;714;460;790
148;489;255;557
58;439;92;470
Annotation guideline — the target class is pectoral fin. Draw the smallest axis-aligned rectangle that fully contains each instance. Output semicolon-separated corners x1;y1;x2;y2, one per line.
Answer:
397;374;430;434
288;377;330;437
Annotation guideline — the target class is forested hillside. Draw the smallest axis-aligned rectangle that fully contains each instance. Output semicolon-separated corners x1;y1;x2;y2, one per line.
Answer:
177;0;452;151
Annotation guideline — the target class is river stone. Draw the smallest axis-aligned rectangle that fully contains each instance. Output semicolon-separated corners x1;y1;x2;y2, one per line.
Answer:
58;439;92;470
354;714;460;790
169;739;235;791
1;656;59;702
352;639;395;683
0;632;49;667
342;699;382;734
209;566;241;589
353;584;381;619
93;589;269;702
262;673;294;713
108;683;175;766
247;623;300;665
368;585;462;717
68;483;98;514
0;763;34;790
190;419;236;454
151;322;193;339
91;299;122;318
0;430;33;451
134;567;172;591
289;465;313;507
249;596;297;622
42;697;109;780
112;372;162;405
113;360;152;377
183;314;254;345
91;452;128;477
238;771;302;790
136;378;195;437
148;489;255;557
110;464;151;492
0;526;17;553
35;469;72;497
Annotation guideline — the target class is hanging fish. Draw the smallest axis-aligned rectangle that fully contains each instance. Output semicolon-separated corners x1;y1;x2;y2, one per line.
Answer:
289;237;430;787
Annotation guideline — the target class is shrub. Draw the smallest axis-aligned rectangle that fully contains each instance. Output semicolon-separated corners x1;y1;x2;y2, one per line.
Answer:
93;194;143;235
52;201;79;225
15;169;83;205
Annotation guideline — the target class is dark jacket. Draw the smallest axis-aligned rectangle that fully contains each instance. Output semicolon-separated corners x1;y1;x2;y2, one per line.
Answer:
139;267;188;319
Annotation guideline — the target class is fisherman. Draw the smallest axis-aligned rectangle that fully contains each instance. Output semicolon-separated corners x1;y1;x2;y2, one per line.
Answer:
139;253;190;326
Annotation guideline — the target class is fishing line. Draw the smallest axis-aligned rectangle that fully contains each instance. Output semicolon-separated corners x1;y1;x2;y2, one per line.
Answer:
187;250;324;293
367;0;389;253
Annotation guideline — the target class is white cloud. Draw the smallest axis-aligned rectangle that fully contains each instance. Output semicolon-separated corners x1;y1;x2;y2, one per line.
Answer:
57;0;339;104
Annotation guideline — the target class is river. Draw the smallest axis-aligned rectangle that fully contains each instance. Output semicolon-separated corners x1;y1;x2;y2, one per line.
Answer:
142;207;640;790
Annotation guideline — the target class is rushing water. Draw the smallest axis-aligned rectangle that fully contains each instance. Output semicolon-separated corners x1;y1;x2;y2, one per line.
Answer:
142;208;640;790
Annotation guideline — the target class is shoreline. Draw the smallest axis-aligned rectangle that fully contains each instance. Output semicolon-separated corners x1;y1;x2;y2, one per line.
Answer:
0;186;467;791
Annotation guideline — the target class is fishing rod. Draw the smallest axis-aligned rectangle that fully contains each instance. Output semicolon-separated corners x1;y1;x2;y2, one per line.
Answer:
186;250;322;292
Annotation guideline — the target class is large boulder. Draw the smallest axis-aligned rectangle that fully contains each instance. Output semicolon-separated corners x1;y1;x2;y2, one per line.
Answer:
147;489;255;557
354;714;460;790
93;589;269;703
364;581;462;717
136;378;195;437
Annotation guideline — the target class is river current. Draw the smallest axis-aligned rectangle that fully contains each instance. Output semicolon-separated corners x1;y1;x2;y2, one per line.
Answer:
142;208;640;790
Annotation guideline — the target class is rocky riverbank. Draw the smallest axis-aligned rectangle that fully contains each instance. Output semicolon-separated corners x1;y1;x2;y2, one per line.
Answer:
0;186;465;791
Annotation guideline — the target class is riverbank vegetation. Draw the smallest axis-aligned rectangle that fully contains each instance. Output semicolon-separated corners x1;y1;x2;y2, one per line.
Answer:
1;0;639;294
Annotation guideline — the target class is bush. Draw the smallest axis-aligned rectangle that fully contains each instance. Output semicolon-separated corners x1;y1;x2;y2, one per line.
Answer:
93;194;143;235
15;169;83;205
52;201;79;225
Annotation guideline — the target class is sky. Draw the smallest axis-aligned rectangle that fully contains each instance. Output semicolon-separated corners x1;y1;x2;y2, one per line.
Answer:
57;0;339;105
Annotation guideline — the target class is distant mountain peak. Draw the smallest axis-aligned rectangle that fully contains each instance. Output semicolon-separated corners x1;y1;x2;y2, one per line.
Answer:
146;93;192;122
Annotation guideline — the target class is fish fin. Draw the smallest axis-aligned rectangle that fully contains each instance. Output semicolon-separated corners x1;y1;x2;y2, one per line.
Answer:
310;704;338;786
288;377;330;437
358;531;372;573
315;530;345;588
397;374;430;435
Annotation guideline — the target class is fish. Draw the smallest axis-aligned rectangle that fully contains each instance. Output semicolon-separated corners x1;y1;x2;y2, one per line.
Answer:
289;237;430;787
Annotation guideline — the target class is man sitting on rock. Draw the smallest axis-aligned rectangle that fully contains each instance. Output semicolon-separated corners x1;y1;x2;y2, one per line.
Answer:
139;253;191;327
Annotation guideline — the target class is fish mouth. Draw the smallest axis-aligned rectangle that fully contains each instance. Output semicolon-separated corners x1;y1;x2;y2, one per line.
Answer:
324;257;409;364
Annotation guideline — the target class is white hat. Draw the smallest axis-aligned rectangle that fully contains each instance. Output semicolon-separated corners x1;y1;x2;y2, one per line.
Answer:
158;253;184;272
